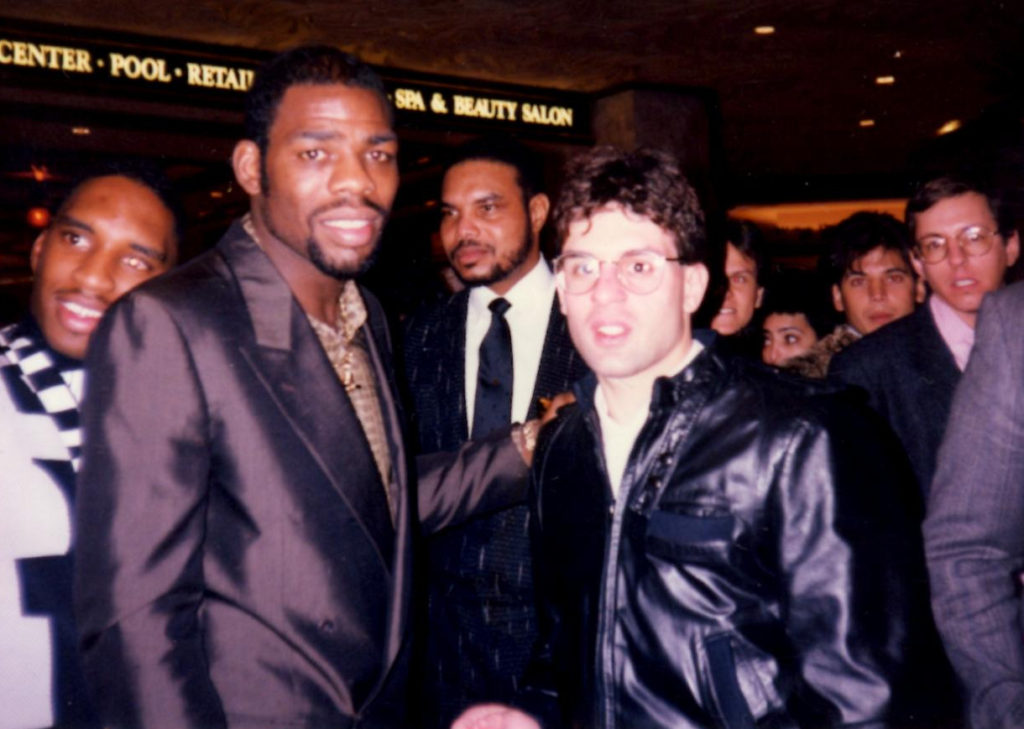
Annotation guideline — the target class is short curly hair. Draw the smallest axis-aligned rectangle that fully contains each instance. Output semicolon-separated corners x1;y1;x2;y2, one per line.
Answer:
552;146;706;263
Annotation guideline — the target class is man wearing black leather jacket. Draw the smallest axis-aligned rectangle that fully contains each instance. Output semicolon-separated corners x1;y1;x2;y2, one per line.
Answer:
453;147;925;729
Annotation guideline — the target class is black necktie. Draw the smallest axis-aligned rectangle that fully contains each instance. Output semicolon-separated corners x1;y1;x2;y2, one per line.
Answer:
472;297;513;439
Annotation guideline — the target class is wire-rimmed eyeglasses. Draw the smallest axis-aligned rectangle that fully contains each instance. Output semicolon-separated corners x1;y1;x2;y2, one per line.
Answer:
554;250;683;295
915;226;1002;264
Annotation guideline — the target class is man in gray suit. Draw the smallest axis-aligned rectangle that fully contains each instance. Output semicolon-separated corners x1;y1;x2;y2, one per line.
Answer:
925;280;1024;729
75;46;527;729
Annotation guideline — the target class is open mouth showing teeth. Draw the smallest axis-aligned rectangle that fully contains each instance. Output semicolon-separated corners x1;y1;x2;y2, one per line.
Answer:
597;324;626;336
953;279;975;288
62;301;102;319
323;219;371;230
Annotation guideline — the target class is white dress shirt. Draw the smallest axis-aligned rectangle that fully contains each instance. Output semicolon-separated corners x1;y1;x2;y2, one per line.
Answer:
465;258;556;428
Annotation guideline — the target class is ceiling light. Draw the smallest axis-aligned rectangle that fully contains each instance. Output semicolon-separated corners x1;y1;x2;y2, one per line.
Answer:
71;126;91;135
938;119;962;135
859;119;876;128
209;190;224;199
875;76;895;85
30;164;50;182
893;50;903;59
754;26;775;35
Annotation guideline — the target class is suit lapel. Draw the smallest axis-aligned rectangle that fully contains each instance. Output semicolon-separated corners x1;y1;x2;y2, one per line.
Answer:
913;304;961;390
447;292;470;441
528;300;585;420
221;229;395;571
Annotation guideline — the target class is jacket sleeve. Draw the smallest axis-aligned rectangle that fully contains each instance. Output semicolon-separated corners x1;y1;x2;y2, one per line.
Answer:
74;294;225;729
773;400;919;728
416;427;529;534
924;290;1024;729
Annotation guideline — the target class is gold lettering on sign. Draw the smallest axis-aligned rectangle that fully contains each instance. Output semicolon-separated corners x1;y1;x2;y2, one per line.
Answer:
452;95;519;121
0;39;92;72
522;103;573;127
109;52;172;82
430;93;449;114
394;88;426;111
185;62;254;91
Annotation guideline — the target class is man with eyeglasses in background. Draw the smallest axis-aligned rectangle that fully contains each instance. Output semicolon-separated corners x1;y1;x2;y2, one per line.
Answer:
831;175;1019;504
454;147;921;729
829;174;1020;729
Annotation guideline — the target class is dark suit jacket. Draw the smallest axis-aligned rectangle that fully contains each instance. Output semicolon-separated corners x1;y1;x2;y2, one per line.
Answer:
74;221;526;729
403;287;587;726
925;281;1024;729
829;302;960;501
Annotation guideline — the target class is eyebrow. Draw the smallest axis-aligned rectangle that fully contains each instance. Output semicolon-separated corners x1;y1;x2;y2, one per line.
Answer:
130;242;168;263
296;130;398;144
54;213;93;234
55;213;167;263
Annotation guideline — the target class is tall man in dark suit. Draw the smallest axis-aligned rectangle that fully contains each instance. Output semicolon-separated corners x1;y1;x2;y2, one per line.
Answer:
830;175;1019;501
404;137;587;726
74;47;528;729
829;175;1019;729
1;168;179;729
926;280;1024;729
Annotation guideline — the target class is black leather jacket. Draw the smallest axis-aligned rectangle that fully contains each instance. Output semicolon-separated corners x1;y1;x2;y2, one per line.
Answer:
528;345;923;729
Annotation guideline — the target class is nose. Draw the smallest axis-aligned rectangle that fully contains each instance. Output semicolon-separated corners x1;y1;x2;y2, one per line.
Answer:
327;151;375;198
763;343;780;366
947;237;967;267
71;248;116;295
454;211;480;241
591;260;627;303
868;277;885;301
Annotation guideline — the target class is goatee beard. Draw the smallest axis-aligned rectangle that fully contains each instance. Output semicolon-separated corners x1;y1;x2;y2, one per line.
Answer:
308;238;380;280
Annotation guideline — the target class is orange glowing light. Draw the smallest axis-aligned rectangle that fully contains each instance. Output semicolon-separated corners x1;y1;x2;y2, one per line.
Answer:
27;206;51;228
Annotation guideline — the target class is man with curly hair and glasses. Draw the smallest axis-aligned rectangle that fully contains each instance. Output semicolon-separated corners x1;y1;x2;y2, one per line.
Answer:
455;147;922;729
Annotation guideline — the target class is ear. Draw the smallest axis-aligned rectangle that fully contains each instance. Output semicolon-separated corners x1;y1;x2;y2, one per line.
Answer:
682;263;710;315
528;193;550;238
232;140;263;196
831;283;845;313
914;276;927;303
1005;231;1021;268
910;252;927;283
754;285;764;309
30;231;47;274
555;276;567;314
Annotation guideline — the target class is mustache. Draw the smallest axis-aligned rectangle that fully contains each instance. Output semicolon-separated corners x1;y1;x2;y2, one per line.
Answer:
310;195;389;218
450;238;493;256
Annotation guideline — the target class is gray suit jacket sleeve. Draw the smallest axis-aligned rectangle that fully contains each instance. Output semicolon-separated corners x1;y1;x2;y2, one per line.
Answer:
924;283;1024;729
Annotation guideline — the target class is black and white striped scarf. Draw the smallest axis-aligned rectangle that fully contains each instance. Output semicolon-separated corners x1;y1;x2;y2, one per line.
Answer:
0;319;83;471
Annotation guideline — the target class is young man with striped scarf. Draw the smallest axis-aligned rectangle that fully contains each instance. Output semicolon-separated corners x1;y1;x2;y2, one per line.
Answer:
0;168;179;729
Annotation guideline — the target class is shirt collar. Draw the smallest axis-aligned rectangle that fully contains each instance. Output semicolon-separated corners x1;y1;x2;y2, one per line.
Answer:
467;257;554;316
929;295;975;371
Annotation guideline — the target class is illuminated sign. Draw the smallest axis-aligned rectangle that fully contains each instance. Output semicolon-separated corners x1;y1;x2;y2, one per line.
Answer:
390;85;577;129
1;22;589;137
0;32;259;97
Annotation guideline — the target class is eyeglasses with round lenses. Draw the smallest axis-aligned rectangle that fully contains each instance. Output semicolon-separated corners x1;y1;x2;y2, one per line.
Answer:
554;250;683;295
915;226;1001;264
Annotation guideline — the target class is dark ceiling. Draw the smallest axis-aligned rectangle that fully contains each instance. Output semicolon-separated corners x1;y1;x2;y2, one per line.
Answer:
3;0;1024;318
5;0;1024;184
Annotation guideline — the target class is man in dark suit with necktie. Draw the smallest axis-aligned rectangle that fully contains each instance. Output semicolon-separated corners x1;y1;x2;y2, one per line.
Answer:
403;137;588;727
74;48;528;729
830;175;1020;728
830;175;1019;503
